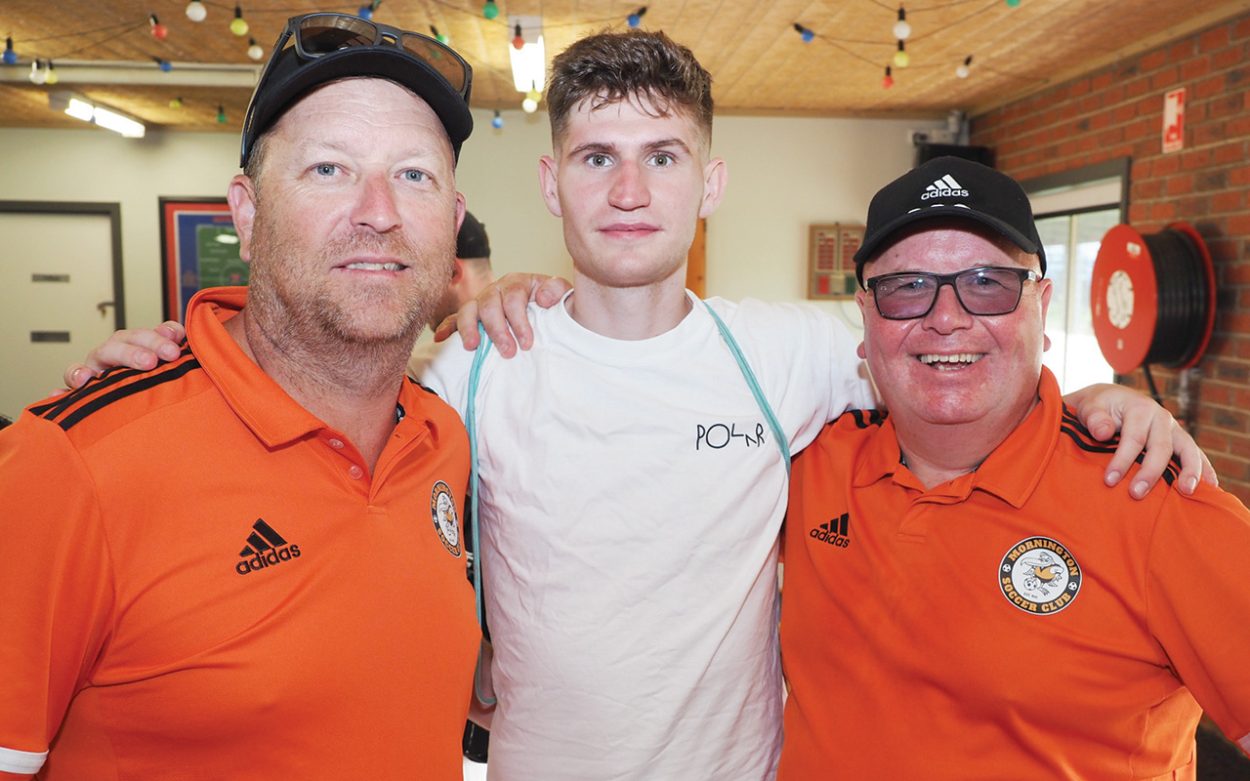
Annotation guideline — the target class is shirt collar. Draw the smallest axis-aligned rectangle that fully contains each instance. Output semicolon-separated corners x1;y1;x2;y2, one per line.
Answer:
853;367;1062;507
184;287;445;449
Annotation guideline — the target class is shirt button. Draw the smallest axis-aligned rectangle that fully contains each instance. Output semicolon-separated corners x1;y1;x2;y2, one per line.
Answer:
328;438;345;449
348;465;364;480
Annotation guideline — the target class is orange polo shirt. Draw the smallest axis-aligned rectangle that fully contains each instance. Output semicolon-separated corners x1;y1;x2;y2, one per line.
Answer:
0;287;478;780
780;368;1250;780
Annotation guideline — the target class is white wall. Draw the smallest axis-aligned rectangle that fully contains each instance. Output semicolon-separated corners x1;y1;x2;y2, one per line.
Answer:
1;128;245;328
707;114;944;327
0;108;941;332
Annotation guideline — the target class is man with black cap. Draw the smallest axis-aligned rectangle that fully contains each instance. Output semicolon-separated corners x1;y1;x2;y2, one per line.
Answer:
777;157;1250;778
0;14;478;779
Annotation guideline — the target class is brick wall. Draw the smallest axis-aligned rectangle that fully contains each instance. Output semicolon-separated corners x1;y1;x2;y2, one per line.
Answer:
971;13;1250;504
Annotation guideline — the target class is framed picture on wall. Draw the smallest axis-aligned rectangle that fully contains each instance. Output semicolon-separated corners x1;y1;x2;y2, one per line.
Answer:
807;223;864;300
159;197;246;321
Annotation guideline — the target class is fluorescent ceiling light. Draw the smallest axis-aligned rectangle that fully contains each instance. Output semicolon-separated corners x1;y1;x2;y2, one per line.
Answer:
508;16;545;93
64;97;94;121
48;91;146;138
509;36;545;93
91;106;145;138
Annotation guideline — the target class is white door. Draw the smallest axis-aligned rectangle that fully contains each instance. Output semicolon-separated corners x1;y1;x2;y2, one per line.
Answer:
0;208;121;420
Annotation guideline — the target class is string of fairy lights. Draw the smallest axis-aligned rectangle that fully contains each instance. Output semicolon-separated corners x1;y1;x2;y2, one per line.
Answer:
794;0;1041;90
3;0;1043;128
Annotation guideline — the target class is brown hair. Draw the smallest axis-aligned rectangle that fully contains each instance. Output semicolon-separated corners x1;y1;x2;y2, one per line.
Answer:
546;30;713;144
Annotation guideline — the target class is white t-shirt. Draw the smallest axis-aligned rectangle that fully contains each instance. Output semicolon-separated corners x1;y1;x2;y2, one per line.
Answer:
423;291;872;781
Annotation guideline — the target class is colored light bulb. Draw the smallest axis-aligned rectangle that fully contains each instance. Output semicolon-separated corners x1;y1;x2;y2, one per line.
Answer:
893;40;909;68
483;0;499;21
893;7;911;40
150;14;169;40
492;110;504;129
185;0;207;22
230;5;249;36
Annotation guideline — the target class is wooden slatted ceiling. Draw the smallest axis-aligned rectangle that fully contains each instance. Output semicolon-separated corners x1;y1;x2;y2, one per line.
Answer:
0;0;1246;133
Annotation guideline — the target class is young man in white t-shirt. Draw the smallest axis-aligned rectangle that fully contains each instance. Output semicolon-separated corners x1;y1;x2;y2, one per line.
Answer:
67;30;1210;781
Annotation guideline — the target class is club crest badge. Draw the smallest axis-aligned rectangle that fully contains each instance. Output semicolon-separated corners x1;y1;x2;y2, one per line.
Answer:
999;536;1081;615
430;480;462;557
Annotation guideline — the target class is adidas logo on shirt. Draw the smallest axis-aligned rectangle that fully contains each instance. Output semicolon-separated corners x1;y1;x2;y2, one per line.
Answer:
921;174;969;200
235;518;301;575
810;513;851;548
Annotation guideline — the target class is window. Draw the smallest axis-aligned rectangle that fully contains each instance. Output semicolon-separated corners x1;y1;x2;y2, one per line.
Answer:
1022;160;1129;393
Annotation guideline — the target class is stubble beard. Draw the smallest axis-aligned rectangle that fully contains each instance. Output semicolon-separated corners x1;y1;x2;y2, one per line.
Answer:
245;208;455;375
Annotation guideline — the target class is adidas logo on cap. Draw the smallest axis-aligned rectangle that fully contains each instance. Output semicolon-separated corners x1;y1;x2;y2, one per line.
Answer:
921;174;969;200
853;156;1048;282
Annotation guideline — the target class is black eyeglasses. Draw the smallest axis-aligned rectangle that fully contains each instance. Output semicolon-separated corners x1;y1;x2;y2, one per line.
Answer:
865;266;1041;320
242;13;472;159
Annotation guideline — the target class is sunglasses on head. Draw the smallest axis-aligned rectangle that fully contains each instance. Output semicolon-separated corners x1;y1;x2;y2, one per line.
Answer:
285;13;469;94
242;13;472;159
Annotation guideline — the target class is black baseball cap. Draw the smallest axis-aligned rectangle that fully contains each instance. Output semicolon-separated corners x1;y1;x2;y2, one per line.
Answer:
456;211;491;259
240;13;474;169
853;156;1046;285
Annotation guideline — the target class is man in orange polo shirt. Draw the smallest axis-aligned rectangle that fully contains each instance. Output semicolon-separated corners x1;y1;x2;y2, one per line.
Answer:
780;157;1250;779
0;14;478;780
